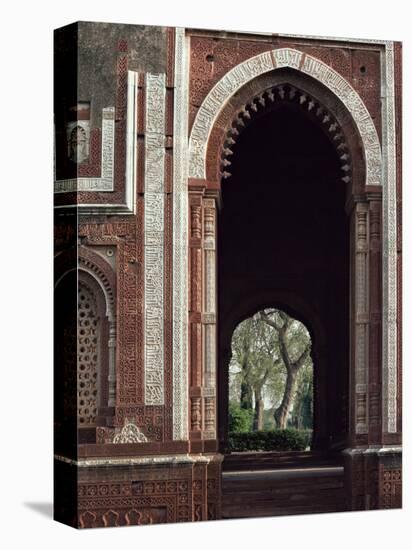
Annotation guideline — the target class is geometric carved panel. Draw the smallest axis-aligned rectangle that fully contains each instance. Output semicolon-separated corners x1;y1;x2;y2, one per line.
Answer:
78;282;99;426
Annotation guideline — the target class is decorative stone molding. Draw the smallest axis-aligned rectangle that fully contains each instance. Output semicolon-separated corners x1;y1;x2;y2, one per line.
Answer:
78;249;116;322
55;106;114;193
172;27;190;440
112;422;148;444
189;48;381;188
55;452;224;467
354;203;369;434
203;198;217;439
67;120;90;164
219;83;352;184
144;73;166;406
190;397;202;432
54;71;138;215
381;42;398;434
78;249;117;410
189;43;400;443
191;205;202;239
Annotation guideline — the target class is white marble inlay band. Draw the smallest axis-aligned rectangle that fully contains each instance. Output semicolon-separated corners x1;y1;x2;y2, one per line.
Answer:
189;48;382;188
144;73;166;406
55;71;138;215
381;42;398;433
172;27;189;440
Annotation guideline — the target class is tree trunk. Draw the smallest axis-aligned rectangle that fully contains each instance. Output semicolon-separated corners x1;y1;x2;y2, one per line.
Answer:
274;368;297;429
253;386;265;431
240;381;253;410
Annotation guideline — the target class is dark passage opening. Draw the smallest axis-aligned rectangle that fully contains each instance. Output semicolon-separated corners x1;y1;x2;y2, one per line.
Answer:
218;97;350;454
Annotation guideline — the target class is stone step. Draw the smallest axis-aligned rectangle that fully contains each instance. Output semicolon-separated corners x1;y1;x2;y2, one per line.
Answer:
222;466;347;519
223;450;343;472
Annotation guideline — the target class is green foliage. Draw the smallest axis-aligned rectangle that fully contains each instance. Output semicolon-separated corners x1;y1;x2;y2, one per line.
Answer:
228;401;254;433
228;429;312;452
228;308;314;433
263;409;276;431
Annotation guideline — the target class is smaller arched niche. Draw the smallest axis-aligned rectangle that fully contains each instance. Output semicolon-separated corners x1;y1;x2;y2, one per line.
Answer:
54;254;116;444
77;278;101;427
77;269;113;437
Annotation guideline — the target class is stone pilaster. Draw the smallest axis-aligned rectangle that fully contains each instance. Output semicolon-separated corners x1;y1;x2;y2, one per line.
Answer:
188;180;206;448
353;201;370;439
202;196;218;441
368;196;383;444
343;447;402;511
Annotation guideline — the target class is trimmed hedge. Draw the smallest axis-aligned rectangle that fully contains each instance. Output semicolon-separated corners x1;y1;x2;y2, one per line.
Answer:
227;429;312;452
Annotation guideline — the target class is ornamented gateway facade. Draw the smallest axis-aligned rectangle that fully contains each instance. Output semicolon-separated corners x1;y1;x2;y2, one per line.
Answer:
53;22;402;527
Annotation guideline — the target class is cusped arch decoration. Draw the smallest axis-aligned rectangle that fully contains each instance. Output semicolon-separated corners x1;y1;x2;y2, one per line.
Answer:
189;48;381;187
54;245;116;322
218;82;353;184
78;246;116;322
221;289;327;351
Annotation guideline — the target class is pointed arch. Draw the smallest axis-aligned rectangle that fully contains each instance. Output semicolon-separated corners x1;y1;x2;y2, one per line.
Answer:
189;48;381;187
54;246;117;430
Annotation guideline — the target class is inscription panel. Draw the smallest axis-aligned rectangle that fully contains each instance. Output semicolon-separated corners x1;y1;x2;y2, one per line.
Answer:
172;28;190;440
381;42;398;433
189;47;382;189
144;73;166;406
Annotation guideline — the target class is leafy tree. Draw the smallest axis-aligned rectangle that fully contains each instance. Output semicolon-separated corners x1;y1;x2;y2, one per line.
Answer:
289;364;313;429
261;310;312;429
229;313;284;430
229;308;313;433
228;401;254;432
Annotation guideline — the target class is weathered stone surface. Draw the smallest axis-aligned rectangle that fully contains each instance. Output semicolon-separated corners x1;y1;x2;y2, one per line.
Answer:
54;23;402;528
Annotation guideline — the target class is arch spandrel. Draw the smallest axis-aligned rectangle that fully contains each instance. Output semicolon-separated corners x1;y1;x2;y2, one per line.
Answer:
189;47;382;187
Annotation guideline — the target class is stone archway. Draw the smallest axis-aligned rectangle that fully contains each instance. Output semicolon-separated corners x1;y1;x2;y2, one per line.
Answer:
217;84;351;451
219;291;328;452
189;48;382;187
186;46;386;462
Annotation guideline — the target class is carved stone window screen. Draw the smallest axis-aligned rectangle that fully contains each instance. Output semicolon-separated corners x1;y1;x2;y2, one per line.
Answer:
78;281;99;426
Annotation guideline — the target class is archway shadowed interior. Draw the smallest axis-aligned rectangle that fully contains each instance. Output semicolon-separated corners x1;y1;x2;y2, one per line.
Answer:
218;96;350;453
